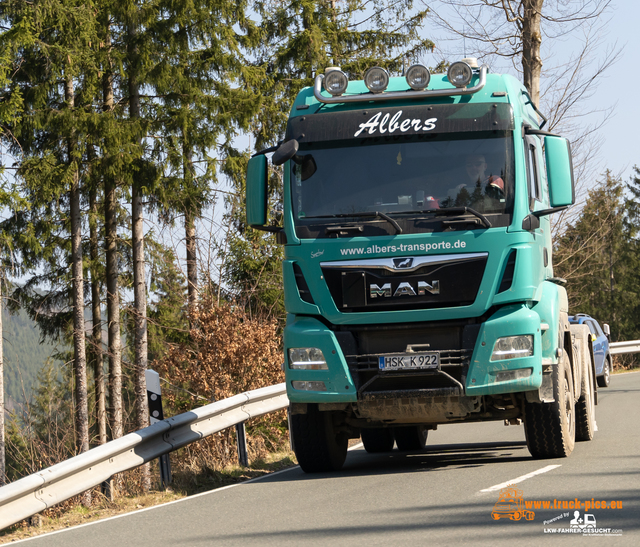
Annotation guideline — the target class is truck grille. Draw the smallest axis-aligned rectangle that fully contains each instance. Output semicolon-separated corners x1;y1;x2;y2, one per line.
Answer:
321;253;487;312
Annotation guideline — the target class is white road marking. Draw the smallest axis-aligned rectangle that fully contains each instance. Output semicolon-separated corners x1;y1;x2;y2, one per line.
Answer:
479;464;561;493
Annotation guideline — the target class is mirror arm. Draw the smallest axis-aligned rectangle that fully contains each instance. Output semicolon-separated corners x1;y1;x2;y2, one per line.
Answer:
252;143;282;157
532;205;570;218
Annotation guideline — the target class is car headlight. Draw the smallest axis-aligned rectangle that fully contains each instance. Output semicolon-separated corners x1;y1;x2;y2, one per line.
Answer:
490;335;534;361
288;348;328;369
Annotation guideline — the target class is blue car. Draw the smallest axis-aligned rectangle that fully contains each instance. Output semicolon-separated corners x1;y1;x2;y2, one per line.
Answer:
568;314;612;387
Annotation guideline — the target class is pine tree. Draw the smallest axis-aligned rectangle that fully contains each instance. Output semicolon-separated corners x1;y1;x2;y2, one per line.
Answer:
554;171;632;340
0;4;99;500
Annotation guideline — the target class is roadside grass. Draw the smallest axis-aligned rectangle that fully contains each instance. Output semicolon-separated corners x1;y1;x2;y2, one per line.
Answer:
0;450;297;544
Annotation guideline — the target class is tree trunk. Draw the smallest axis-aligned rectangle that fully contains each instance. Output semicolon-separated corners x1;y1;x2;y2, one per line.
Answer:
66;75;91;506
0;277;5;487
89;187;107;446
103;32;123;448
183;142;198;325
102;15;123;498
129;13;150;492
522;0;544;105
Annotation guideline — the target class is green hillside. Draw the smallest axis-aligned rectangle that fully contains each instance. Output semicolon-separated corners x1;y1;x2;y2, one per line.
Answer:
2;307;66;406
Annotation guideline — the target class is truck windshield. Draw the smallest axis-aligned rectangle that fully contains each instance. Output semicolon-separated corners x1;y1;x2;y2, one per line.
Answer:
290;132;514;229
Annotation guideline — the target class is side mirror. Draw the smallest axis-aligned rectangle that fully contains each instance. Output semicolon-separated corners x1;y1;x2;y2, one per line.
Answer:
544;135;575;208
272;139;299;166
603;323;611;340
246;154;268;227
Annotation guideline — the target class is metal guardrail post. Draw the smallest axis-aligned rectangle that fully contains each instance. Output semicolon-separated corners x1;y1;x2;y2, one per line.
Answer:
146;370;172;488
236;422;249;467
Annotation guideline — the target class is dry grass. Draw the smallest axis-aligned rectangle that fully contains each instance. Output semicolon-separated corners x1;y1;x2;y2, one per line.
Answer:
0;450;297;544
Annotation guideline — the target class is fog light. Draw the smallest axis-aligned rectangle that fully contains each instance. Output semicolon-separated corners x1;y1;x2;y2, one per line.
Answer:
323;68;348;96
291;381;327;391
364;67;389;93
405;64;430;90
447;61;473;87
491;335;534;361
288;348;328;369
494;369;533;382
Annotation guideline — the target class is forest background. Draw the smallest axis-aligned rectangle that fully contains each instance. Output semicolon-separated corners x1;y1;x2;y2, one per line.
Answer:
0;0;638;502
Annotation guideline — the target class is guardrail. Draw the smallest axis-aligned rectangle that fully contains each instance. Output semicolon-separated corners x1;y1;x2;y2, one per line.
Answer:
610;340;640;355
0;383;288;531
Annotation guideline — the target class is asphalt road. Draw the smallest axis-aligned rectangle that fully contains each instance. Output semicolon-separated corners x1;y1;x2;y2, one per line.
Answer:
12;372;639;546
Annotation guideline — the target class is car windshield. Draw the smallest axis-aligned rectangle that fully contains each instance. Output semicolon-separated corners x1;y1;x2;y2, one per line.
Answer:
290;132;514;223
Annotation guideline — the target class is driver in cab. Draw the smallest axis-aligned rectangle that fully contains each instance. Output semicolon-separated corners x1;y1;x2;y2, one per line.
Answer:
446;153;505;210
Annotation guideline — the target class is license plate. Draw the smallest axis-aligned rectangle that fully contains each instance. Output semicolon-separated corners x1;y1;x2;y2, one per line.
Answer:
378;352;440;371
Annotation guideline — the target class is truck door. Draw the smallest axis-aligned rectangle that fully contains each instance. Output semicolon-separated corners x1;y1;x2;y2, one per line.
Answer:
524;135;551;271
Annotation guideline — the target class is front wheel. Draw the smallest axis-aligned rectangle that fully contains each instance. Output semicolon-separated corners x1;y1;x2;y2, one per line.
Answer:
597;358;611;388
361;427;395;453
394;425;429;451
290;405;348;473
524;349;575;458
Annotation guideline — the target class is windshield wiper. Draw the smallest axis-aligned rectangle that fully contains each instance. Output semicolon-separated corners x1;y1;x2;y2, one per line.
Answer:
430;207;492;229
307;211;403;234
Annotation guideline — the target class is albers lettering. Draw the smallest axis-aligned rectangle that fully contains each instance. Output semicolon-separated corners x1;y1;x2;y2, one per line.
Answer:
370;280;440;299
354;111;437;137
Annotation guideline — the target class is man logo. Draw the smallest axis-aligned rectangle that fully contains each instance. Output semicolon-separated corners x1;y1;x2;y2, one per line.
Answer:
369;280;440;299
393;257;414;269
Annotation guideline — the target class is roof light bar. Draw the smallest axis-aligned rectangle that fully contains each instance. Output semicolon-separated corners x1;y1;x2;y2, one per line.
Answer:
313;64;488;104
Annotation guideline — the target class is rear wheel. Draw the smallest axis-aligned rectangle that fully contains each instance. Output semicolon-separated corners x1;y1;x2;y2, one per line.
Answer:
597;358;611;388
361;427;395;453
575;351;596;442
524;349;575;458
394;425;429;451
291;405;348;472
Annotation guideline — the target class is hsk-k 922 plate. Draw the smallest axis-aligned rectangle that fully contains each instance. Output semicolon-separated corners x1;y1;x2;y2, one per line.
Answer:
378;352;440;371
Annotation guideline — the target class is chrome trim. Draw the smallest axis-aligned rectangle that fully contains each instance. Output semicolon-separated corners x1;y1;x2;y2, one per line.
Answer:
313;65;488;105
320;252;488;273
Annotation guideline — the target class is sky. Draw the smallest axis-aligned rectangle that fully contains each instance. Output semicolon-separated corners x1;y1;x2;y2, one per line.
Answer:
422;0;639;186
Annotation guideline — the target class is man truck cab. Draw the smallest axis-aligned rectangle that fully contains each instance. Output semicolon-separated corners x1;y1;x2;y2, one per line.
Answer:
246;60;597;472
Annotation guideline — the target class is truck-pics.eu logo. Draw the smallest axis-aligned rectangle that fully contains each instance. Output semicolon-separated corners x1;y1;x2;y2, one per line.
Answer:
491;486;534;521
489;486;624;536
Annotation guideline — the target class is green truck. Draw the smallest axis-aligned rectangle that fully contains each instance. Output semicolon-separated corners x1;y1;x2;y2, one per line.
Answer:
246;59;597;472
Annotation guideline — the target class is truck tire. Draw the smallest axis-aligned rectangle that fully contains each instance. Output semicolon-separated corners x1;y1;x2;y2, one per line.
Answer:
524;350;575;458
597;357;611;388
575;351;596;442
361;427;395;453
394;425;429;451
291;405;348;472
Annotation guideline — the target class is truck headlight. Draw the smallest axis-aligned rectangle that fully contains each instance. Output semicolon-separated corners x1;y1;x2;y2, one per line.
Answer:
490;335;534;361
288;348;328;369
447;61;473;87
405;64;430;90
364;67;389;93
291;381;327;391
323;68;348;96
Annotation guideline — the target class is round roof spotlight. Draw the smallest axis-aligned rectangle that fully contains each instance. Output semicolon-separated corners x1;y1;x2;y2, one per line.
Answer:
448;61;473;88
405;64;431;90
323;68;348;96
364;67;389;93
